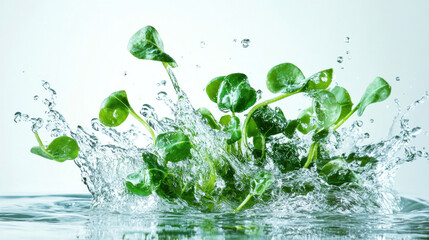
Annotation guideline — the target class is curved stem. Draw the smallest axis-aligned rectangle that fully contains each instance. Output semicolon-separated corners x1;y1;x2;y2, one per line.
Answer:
129;109;156;143
303;142;319;168
233;193;253;213
242;91;300;149
333;106;358;131
33;132;55;159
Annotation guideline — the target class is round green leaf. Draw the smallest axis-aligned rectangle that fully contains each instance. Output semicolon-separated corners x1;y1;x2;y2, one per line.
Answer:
206;76;225;103
99;90;131;127
319;158;359;186
266;63;305;94
331;86;353;124
224;116;242;144
219;115;232;126
156;131;192;162
198;107;220;130
297;107;317;134
311;90;341;128
357;77;391;116
126;169;154;196
245;117;260;138
250;171;274;196
217;73;257;113
304;68;333;91
252;105;288;137
128;26;177;67
31;136;79;162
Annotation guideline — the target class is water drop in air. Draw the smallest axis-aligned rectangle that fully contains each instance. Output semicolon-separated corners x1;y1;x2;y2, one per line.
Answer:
233;39;237;42
370;119;374;123
42;80;50;90
396;77;400;81
200;41;206;48
33;95;39;101
344;36;350;43
124;71;127;76
196;64;201;68
241;39;250;48
337;56;344;63
256;90;263;100
346;50;350;54
156;91;167;100
14;112;22;123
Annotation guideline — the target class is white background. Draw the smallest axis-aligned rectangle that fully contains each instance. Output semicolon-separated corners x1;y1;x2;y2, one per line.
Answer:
1;0;428;199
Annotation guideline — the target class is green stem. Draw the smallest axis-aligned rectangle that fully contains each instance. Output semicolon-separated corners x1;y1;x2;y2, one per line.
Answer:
233;193;253;213
129;109;156;143
33;132;55;158
162;62;181;94
303;142;319;168
242;91;300;149
333;106;358;131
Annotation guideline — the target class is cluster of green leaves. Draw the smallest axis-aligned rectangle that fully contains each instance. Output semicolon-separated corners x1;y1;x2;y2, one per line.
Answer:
28;25;392;212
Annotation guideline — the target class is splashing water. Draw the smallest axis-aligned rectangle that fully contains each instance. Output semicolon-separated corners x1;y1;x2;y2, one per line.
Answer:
14;79;429;216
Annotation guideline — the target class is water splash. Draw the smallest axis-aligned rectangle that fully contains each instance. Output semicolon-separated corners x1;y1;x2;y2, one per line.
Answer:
15;80;429;215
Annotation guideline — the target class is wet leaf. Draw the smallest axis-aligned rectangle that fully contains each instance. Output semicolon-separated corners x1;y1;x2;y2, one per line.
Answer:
297;107;317;134
217;73;257;113
224;116;242;144
206;76;225;103
357;77;391;116
331;86;353;124
99;90;131;127
219;115;232;127
303;68;333;91
319;158;359;186
156;131;192;162
198;107;220;130
31;136;79;162
250;171;274;196
245;117;260;138
128;26;177;67
252;105;288;137
311;90;341;128
126;169;154;196
283;119;300;139
266;63;305;94
270;142;302;173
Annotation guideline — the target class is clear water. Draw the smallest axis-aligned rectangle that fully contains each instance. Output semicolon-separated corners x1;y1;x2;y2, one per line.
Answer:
1;195;429;239
9;73;429;238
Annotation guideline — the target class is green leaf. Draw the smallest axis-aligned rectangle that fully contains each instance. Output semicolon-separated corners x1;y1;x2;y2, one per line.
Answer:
224;116;242;144
126;169;154;196
219;115;232;127
297;107;317;134
311;90;341;128
283;119;300;139
319;158;359;186
331;86;353;124
250;171;274;196
304;68;333;91
217;73;257;113
206;76;225;103
266;63;305;94
198;107;220;130
252;105;288;137
31;136;79;162
312;128;330;142
141;151;166;186
128;26;177;67
99;90;131;127
245;117;260;138
156;131;192;162
270;142;302;173
357;77;391;116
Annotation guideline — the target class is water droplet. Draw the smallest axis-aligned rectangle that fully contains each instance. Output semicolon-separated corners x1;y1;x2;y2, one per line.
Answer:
31;118;44;133
337;56;344;63
364;133;370;138
200;41;206;48
341;66;345;70
356;120;363;127
370;119;374;123
396;77;400;81
196;64;201;68
241;39;250;48
43;98;54;109
140;104;155;117
51;128;62;137
346;51;350;54
124;71;127;76
91;118;100;131
233;39;237;42
157;80;167;87
14;112;22;123
42;80;50;90
33;95;39;101
344;37;350;43
256;90;263;100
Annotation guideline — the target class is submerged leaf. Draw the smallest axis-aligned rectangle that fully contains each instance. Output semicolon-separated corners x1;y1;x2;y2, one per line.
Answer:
252;105;288;137
99;90;131;127
126;169;154;196
250;171;274;196
217;73;257;113
319;158;359;186
297;107;317;134
31;136;79;162
128;26;177;67
156;131;192;162
357;77;391;116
